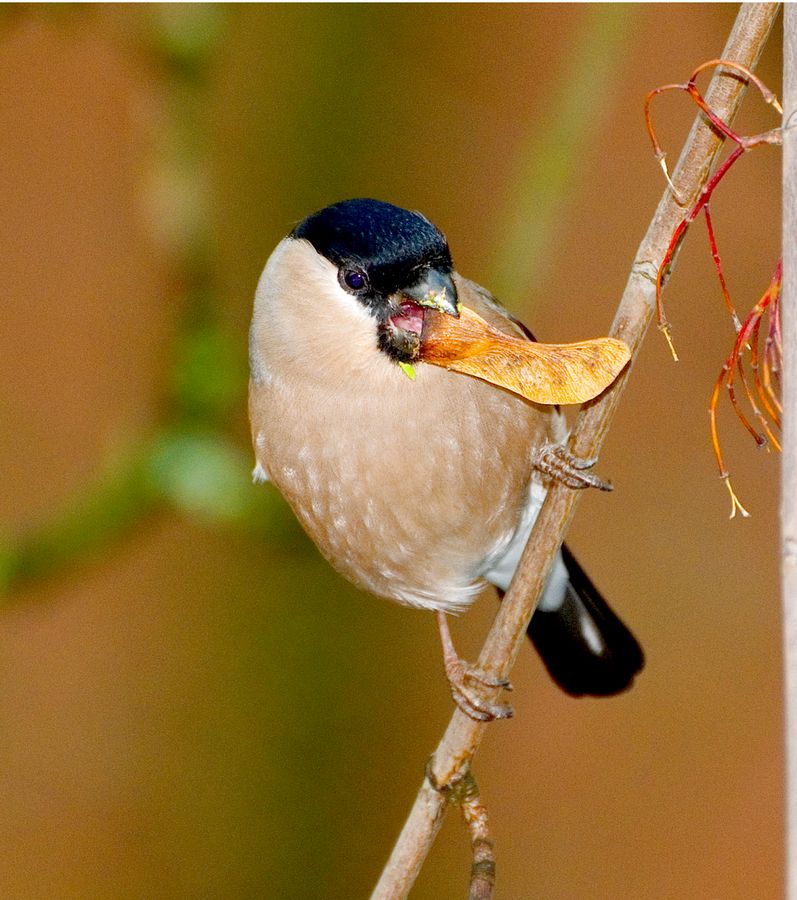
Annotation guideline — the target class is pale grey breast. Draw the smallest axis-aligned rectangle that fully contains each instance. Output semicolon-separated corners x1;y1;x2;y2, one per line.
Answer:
255;359;547;612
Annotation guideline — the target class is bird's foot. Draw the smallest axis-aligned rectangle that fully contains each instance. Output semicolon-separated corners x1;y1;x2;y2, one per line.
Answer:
534;443;612;492
445;658;514;722
437;611;513;722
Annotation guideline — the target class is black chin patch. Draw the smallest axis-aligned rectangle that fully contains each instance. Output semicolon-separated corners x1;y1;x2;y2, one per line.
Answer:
377;320;420;363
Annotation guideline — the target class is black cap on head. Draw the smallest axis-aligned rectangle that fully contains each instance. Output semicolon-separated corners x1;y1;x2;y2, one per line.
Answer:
291;199;452;296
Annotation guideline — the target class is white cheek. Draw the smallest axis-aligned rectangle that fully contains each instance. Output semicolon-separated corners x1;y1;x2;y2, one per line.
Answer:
264;241;379;363
284;238;373;324
313;262;377;335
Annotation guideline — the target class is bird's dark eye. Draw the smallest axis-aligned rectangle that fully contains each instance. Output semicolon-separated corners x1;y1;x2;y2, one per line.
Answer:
341;269;367;292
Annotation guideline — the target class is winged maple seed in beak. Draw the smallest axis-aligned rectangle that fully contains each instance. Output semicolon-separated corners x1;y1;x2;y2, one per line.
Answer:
402;269;460;317
419;305;631;405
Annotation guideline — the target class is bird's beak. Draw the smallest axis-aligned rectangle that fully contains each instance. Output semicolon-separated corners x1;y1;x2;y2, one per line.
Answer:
402;269;460;317
419;305;630;406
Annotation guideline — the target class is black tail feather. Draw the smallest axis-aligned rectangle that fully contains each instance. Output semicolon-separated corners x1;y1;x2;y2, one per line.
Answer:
526;545;644;697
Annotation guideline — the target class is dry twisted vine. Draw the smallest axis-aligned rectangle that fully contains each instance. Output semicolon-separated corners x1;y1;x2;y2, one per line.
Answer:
371;4;781;899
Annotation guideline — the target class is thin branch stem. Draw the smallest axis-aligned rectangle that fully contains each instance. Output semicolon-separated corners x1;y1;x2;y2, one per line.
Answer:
460;775;495;900
371;5;780;898
781;3;797;896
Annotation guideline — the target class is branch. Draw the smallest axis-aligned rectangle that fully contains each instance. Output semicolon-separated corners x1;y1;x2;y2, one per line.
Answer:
781;3;797;896
372;4;781;898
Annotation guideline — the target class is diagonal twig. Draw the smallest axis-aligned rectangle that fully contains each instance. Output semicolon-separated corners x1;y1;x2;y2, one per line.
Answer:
371;5;781;899
780;3;797;896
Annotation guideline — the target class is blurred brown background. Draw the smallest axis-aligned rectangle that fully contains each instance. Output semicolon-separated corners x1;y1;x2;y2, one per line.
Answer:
0;5;784;898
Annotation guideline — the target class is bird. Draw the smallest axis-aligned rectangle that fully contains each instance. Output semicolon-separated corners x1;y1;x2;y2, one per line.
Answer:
248;198;643;721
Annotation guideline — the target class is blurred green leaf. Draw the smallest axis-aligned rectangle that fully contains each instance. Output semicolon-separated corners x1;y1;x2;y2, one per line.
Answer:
149;5;226;78
148;432;254;523
171;325;245;421
0;449;159;594
0;539;15;594
489;5;634;304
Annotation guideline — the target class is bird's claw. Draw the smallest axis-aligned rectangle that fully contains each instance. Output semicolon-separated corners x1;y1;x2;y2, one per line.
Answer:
436;610;513;721
535;444;612;492
446;657;514;722
466;666;513;692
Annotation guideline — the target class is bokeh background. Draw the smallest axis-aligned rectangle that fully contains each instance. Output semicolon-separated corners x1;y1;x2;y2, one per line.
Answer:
0;4;784;898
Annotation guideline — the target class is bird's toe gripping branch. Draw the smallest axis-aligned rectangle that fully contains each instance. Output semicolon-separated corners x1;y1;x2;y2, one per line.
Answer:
534;443;612;492
436;611;513;722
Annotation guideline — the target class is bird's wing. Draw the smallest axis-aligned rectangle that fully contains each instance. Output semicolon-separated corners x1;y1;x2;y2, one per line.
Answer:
446;277;626;408
462;275;575;593
454;275;537;342
454;274;568;432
